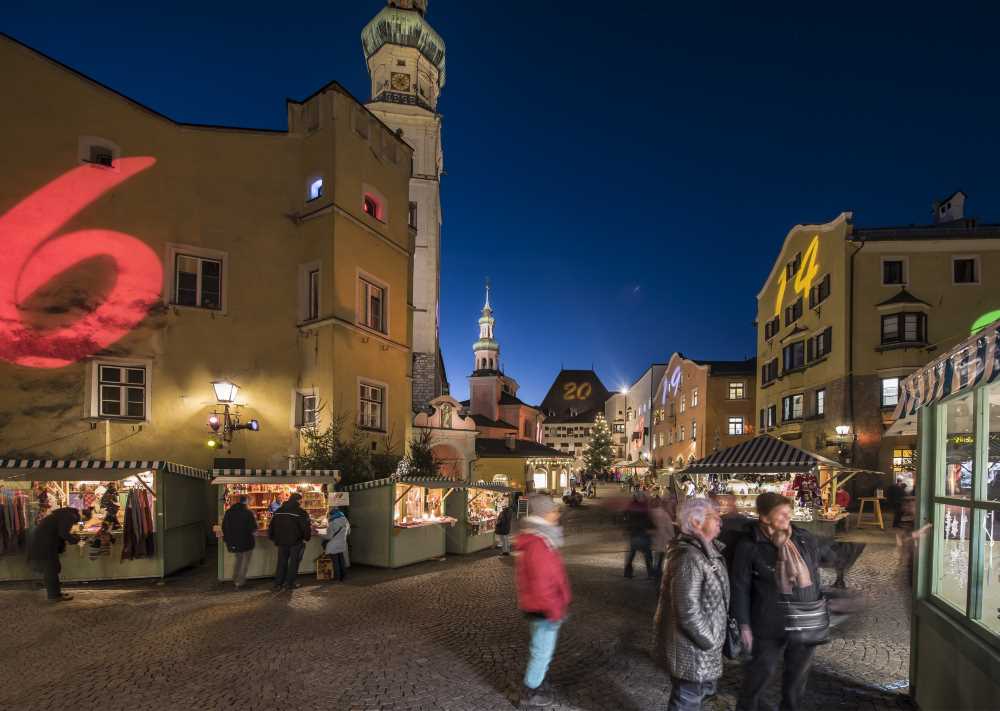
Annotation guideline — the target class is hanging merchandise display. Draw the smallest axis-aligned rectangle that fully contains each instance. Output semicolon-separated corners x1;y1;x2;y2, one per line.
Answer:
121;487;155;561
0;488;30;555
444;482;514;555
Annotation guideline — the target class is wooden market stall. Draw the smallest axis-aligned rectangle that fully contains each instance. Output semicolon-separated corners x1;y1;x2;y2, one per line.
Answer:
344;476;466;568
212;468;340;582
445;481;514;555
0;459;209;582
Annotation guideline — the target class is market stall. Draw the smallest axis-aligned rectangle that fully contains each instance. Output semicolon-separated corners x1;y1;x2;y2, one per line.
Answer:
344;476;464;568
445;481;514;555
0;459;209;582
212;469;340;582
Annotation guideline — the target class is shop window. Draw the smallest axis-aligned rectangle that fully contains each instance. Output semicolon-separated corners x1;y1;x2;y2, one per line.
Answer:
728;416;744;436
97;364;146;420
728;382;745;400
172;251;223;310
308;178;323;201
393;484;450;527
881;377;900;408
816;389;826;417
953;256;980;284
359;381;385;431
941;392;975;500
782;341;806;373
761;358;779;385
892;447;914;491
934;503;972;613
782;394;803;422
881;313;927;346
882;258;906;285
809;273;831;308
358;276;387;333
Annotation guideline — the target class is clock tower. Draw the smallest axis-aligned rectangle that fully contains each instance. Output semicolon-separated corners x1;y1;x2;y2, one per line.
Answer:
362;0;447;411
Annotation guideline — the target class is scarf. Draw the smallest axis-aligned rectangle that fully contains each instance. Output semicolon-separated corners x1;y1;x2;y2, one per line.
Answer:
522;515;564;549
759;523;812;594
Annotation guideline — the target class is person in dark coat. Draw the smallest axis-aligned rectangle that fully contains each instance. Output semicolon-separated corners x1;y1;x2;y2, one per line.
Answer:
624;492;655;579
268;492;312;591
222;495;258;590
27;507;81;602
495;502;514;555
731;493;826;711
885;479;906;528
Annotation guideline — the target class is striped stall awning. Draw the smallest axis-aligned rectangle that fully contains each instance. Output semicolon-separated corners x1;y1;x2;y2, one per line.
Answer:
211;469;340;485
469;481;515;493
0;459;210;480
344;476;468;492
679;435;841;475
892;318;1000;421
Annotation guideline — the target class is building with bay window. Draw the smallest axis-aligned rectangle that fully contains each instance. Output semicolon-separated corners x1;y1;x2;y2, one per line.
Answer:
756;196;1000;500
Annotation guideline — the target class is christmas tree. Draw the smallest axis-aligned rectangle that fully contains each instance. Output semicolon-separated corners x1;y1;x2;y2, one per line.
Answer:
583;414;615;475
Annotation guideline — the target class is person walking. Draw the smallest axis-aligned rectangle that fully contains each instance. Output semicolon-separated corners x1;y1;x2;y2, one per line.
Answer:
27;507;81;602
323;507;350;582
222;495;258;590
655;498;728;710
886;478;906;528
731;493;826;711
624;491;655;579
268;492;312;591
515;494;571;707
495;501;514;555
649;496;675;578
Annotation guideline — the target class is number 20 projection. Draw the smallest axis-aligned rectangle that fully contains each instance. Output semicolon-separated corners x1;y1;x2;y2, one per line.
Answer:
563;382;592;401
774;234;820;317
0;158;163;368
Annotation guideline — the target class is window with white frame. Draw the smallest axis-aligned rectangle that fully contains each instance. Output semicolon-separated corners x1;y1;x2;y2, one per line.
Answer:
680;395;686;413
296;392;318;428
359;277;386;333
728;416;744;436
173;252;223;310
691;388;699;407
953;256;980;284
816;388;826;416
308;178;323;201
766;405;776;428
881;312;927;345
881;377;900;408
359;382;385;431
728;382;746;400
782;393;804;422
97;364;146;419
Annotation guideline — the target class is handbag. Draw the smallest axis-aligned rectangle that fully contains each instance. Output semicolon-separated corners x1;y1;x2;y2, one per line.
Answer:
780;597;831;646
723;614;744;659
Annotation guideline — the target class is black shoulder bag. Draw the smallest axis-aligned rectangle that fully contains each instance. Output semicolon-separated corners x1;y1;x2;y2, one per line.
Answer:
780;597;831;646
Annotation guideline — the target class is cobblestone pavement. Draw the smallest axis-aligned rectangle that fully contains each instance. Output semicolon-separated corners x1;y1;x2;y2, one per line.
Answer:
0;487;914;711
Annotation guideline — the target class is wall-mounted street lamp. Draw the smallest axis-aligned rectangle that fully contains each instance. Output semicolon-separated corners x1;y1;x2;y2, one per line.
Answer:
835;425;851;437
206;381;259;448
831;424;856;465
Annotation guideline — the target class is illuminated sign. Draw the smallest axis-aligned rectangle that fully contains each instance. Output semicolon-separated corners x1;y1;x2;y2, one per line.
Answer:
774;234;820;317
562;382;592;401
0;158;162;368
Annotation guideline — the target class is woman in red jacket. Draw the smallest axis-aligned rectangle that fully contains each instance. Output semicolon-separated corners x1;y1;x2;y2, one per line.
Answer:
515;494;571;707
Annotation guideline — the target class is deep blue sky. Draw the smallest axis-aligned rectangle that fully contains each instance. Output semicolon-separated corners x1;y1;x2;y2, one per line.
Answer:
7;1;1000;404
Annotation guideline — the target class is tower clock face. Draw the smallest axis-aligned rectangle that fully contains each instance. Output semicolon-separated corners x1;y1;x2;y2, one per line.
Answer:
391;72;411;92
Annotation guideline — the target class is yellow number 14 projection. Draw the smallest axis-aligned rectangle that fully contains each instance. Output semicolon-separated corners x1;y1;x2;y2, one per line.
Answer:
774;234;820;317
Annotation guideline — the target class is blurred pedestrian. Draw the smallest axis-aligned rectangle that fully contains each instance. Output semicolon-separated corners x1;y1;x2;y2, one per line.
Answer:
886;478;906;528
624;491;655;579
495;501;514;555
222;495;258;590
268;492;311;591
323;507;350;582
731;493;826;711
649;497;675;578
655;498;727;710
515;495;571;707
27;507;80;602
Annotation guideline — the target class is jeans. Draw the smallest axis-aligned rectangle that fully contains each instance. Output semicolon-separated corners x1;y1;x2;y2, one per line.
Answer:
274;542;305;588
232;550;253;587
736;636;816;711
498;534;511;553
524;618;562;689
625;536;654;578
668;677;716;711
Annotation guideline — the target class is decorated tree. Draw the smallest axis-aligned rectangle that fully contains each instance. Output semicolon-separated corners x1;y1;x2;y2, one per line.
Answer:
583;414;615;475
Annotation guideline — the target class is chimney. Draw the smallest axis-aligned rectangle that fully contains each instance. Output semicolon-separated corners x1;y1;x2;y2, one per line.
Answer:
933;191;966;224
505;433;516;451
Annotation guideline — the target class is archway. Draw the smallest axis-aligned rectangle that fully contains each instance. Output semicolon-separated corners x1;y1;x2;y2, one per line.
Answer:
431;444;464;480
532;467;549;491
559;468;569;489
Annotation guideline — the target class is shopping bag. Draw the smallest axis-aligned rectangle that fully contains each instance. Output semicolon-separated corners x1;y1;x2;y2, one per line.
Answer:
315;554;334;581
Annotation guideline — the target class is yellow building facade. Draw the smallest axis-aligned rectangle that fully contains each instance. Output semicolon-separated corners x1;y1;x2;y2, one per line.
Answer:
0;35;415;469
756;205;1000;496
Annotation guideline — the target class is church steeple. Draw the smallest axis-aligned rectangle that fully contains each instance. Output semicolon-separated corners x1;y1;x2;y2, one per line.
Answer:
473;283;500;374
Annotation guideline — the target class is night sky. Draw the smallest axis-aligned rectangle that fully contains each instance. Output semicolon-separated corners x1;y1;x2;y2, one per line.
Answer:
6;1;1000;404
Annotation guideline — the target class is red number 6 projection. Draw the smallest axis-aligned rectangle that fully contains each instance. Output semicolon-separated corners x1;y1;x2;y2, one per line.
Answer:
0;157;162;368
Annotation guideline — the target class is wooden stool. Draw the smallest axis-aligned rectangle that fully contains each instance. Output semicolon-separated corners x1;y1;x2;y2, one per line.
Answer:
857;497;885;530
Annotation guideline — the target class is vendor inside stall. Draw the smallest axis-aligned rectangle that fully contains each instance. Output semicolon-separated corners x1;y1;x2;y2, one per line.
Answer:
393;483;457;528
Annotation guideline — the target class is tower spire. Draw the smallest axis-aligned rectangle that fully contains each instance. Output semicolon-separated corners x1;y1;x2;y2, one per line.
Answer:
472;283;499;374
484;278;491;312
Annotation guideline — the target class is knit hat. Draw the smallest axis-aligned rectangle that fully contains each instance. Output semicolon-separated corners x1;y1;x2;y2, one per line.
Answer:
528;494;560;517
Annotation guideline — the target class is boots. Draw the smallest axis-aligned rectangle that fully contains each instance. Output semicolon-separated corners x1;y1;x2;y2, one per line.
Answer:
520;682;554;707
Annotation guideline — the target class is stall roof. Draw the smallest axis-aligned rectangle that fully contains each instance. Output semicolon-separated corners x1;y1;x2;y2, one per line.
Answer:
678;435;842;475
0;459;210;480
211;469;340;484
344;476;468;492
468;481;515;493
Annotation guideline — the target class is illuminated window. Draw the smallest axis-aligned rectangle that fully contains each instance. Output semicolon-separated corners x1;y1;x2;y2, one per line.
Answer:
680;395;686;413
766;405;777;428
174;253;222;310
728;416;744;436
363;195;381;219
359;277;386;333
816;389;826;416
882;258;906;285
691;389;699;407
296;392;318;428
308;178;324;201
98;364;146;420
953;256;980;284
728;382;745;400
881;377;900;408
782;394;803;422
359;382;385;431
680;426;685;441
691;420;697;440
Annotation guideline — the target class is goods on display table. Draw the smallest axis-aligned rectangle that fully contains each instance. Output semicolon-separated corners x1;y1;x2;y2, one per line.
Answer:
393;483;457;528
707;472;819;522
224;481;329;535
445;482;513;555
0;460;208;582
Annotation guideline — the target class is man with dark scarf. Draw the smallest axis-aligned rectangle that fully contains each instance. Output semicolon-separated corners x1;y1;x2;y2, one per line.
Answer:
731;492;825;711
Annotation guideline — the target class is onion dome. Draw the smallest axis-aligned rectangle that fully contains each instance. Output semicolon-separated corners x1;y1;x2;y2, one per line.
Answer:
361;1;446;88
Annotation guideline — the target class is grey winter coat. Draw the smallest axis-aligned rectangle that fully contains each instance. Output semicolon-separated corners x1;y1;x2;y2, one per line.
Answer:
324;514;350;565
654;534;730;682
